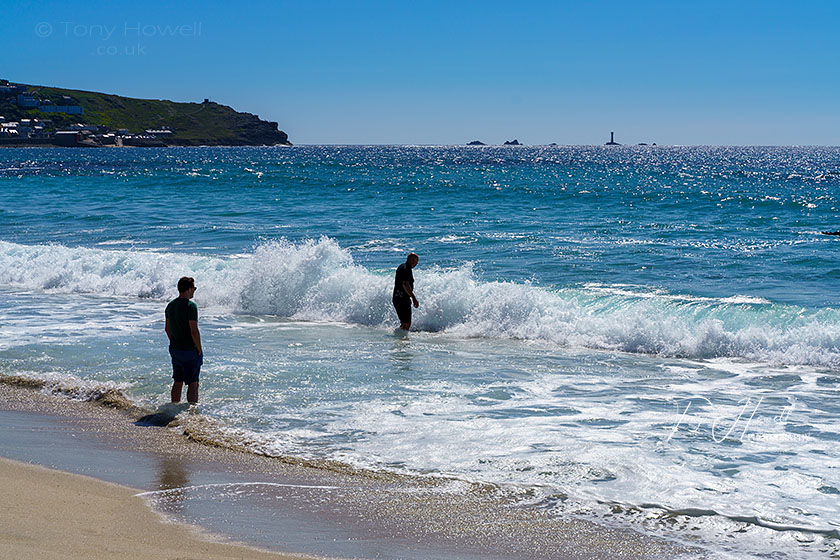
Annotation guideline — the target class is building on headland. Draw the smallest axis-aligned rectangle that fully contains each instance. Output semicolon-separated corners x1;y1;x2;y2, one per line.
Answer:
39;104;84;115
18;119;32;135
39;96;84;115
54;130;82;146
0;83;26;95
145;128;173;137
2;82;180;146
0;121;19;137
605;131;621;146
69;123;99;132
0;116;49;139
8;86;84;114
15;92;40;108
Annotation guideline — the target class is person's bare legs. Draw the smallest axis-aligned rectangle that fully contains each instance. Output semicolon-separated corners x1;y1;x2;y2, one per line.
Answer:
399;321;411;330
186;382;199;404
171;381;184;403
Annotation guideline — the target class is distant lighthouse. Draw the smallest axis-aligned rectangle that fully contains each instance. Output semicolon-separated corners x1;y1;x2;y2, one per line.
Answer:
605;131;620;146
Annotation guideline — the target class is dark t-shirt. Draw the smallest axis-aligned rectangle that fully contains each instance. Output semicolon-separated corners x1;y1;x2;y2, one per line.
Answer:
393;263;414;299
165;297;198;351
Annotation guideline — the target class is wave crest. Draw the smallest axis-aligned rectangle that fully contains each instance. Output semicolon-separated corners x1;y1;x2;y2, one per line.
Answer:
1;239;839;367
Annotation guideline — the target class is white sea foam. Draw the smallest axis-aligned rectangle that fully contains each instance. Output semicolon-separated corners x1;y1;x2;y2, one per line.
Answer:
1;239;839;367
0;240;244;309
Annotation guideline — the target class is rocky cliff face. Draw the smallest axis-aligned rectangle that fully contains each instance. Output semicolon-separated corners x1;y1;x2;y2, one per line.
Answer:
168;109;291;146
230;111;291;146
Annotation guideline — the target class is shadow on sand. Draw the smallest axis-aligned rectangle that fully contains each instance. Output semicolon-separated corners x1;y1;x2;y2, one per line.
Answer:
135;402;191;427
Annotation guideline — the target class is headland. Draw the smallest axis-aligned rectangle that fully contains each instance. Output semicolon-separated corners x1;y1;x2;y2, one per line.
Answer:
0;80;291;147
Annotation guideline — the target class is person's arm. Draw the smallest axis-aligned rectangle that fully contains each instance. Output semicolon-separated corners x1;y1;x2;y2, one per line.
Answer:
402;280;419;308
189;320;202;355
165;317;172;341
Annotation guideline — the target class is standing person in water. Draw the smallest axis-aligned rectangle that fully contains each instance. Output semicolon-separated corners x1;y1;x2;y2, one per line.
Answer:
393;253;419;330
165;276;203;404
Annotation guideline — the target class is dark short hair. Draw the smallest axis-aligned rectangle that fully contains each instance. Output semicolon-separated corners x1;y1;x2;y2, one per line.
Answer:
177;276;195;293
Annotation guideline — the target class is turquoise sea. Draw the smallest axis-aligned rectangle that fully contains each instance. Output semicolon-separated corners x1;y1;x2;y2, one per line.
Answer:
1;146;839;558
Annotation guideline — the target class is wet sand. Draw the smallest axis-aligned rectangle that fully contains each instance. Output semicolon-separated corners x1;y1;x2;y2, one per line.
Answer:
0;382;701;560
0;456;301;560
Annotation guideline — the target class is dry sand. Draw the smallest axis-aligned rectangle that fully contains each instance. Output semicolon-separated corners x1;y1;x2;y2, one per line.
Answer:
0;456;306;560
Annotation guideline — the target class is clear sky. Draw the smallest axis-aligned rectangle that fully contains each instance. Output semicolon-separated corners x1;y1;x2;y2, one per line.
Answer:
2;0;839;145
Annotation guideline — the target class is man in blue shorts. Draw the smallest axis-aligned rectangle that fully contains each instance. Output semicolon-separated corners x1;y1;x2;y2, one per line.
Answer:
165;276;203;404
393;253;419;330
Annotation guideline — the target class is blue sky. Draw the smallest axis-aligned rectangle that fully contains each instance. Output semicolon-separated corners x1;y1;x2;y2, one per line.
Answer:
2;1;839;145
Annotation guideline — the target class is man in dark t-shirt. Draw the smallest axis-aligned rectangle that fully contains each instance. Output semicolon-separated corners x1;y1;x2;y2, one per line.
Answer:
393;253;419;330
165;276;203;404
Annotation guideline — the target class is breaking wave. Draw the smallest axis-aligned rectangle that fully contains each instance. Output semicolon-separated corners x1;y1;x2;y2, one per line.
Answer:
1;238;838;367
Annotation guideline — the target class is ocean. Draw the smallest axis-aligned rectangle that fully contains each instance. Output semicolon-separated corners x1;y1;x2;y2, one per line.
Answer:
1;145;838;558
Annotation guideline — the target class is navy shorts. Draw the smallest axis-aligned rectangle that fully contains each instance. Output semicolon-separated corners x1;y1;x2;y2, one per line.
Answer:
170;349;202;384
392;296;412;324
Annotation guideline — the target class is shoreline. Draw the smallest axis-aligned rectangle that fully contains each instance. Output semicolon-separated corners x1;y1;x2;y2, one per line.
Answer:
0;381;699;560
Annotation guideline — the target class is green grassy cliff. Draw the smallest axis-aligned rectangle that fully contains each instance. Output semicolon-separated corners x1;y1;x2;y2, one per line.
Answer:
1;83;290;146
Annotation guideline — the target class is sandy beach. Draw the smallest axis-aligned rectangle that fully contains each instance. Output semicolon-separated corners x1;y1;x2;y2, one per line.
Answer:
0;456;301;560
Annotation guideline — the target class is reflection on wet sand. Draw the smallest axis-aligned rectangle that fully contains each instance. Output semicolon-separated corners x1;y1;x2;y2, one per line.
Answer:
154;456;190;513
